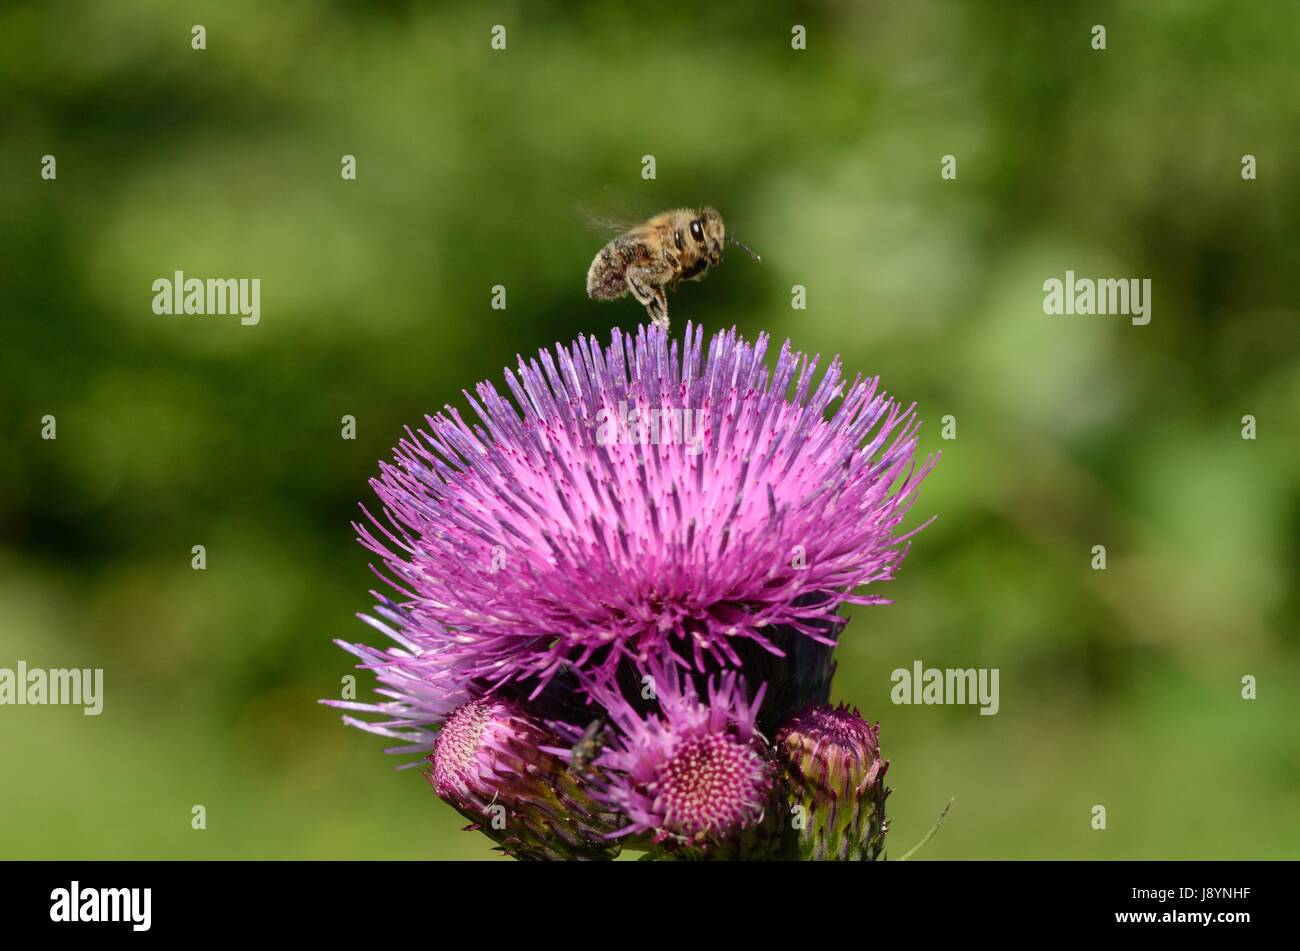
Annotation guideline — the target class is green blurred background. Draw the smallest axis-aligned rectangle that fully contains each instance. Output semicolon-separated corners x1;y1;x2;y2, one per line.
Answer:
2;0;1297;859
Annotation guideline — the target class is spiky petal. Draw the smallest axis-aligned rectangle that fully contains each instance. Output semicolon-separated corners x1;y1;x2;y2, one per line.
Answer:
774;703;890;861
320;597;469;764
429;697;622;860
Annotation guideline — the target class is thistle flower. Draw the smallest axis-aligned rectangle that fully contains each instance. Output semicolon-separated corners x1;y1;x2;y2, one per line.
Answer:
350;323;935;705
564;662;775;851
774;703;890;861
428;697;622;860
327;323;938;861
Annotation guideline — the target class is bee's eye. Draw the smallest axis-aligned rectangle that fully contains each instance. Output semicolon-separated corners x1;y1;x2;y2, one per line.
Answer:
689;220;705;242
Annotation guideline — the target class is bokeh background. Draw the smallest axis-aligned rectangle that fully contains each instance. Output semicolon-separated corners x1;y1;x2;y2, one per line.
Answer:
1;0;1297;859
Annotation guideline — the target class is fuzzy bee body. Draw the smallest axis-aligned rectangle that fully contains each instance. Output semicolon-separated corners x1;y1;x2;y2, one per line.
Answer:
585;207;758;330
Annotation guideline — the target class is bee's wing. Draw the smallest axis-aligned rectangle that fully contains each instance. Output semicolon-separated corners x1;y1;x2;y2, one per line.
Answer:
578;206;643;239
577;186;657;238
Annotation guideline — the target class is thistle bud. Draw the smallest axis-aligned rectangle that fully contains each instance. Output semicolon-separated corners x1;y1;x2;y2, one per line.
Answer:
774;703;889;861
429;697;622;860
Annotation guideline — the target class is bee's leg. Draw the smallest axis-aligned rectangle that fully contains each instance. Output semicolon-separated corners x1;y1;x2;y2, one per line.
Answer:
645;291;668;329
626;268;670;330
664;250;681;291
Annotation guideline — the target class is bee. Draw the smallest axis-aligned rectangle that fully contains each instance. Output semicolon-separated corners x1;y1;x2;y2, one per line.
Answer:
585;207;760;330
570;718;608;774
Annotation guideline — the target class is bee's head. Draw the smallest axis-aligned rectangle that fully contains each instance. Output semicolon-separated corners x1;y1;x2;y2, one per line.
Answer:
689;207;726;266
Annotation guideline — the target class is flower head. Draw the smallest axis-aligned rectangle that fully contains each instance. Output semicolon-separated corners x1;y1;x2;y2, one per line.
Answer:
350;323;935;707
327;323;937;861
570;662;774;848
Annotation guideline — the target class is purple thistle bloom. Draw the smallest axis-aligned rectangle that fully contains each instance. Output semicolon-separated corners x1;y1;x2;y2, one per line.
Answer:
347;322;936;713
563;661;774;847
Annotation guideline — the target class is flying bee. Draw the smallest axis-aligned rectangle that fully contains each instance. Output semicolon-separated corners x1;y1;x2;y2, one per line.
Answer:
570;718;608;774
585;206;760;330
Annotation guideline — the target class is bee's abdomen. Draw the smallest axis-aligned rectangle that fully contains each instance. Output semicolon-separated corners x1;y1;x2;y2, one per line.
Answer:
586;242;630;300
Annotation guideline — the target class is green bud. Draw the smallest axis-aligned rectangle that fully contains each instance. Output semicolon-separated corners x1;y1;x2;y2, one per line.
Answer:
774;703;889;860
